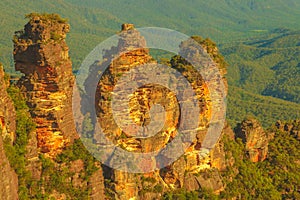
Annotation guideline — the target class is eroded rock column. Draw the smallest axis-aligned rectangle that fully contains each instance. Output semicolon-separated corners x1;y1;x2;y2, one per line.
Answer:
13;14;77;157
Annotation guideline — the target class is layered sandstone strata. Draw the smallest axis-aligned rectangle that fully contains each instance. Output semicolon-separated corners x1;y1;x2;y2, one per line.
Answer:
235;118;269;162
13;14;77;157
89;24;227;199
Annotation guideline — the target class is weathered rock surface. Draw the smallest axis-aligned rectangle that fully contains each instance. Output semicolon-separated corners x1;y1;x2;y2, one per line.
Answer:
89;24;228;199
195;168;224;194
0;65;16;141
25;128;42;180
9;14;104;200
158;35;228;194
235;118;269;162
13;14;78;157
210;122;234;171
276;120;300;140
0;135;19;200
88;163;105;200
0;65;18;200
87;24;159;199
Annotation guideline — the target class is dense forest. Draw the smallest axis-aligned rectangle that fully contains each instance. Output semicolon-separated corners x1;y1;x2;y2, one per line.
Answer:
0;0;299;128
0;1;299;199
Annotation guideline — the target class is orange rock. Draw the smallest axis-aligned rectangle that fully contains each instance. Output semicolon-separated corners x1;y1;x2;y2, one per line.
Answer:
14;14;78;157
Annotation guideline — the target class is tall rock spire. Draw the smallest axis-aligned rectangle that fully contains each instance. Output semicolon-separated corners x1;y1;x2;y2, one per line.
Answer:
13;13;77;157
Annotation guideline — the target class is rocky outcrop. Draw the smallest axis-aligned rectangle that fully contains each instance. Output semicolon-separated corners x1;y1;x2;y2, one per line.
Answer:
89;24;228;199
0;135;19;200
276;120;300;140
0;65;18;200
88;163;105;200
0;65;16;141
158;35;228;194
25;128;42;180
210;122;234;171
91;24;158;199
183;168;224;194
13;13;77;157
235;118;269;162
190;36;228;94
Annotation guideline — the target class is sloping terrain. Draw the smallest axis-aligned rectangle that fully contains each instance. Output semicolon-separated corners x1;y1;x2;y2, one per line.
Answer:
0;0;299;128
222;31;300;102
1;0;300;72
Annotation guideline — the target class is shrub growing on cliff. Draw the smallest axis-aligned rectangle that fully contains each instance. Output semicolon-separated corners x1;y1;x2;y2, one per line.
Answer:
82;112;94;138
191;35;228;71
258;124;300;199
220;130;286;199
4;85;36;199
50;32;62;41
25;13;68;23
56;139;99;178
162;189;200;200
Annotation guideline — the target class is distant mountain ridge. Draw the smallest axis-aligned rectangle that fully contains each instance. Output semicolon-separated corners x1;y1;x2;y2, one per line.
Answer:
222;31;300;104
0;0;299;128
1;0;300;73
0;11;299;200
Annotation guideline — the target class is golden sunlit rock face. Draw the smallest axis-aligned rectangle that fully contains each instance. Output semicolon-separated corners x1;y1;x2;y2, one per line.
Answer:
11;18;229;199
235;118;269;162
13;14;77;157
88;24;227;199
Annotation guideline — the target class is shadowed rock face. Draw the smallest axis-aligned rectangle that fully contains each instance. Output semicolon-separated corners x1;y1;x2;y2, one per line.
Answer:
0;135;18;200
0;65;18;200
0;65;16;141
235;118;269;162
276;120;300;140
13;14;78;157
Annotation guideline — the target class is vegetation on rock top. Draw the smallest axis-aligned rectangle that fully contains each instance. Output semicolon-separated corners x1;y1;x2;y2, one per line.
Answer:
25;13;68;23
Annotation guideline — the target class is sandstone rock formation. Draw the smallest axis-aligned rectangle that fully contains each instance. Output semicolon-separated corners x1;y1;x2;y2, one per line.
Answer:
90;23;160;199
235;118;269;162
88;24;228;199
184;168;224;194
276;120;300;140
88;164;105;200
0;65;18;200
158;35;228;195
13;13;77;157
0;135;19;200
0;65;16;141
8;14;105;199
210;122;234;171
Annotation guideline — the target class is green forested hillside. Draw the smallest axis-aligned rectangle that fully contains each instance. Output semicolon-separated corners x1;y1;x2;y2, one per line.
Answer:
222;31;300;104
0;0;121;73
162;120;300;199
1;0;300;73
0;2;299;199
220;122;300;199
222;31;300;127
227;86;300;127
65;0;300;39
0;0;299;128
